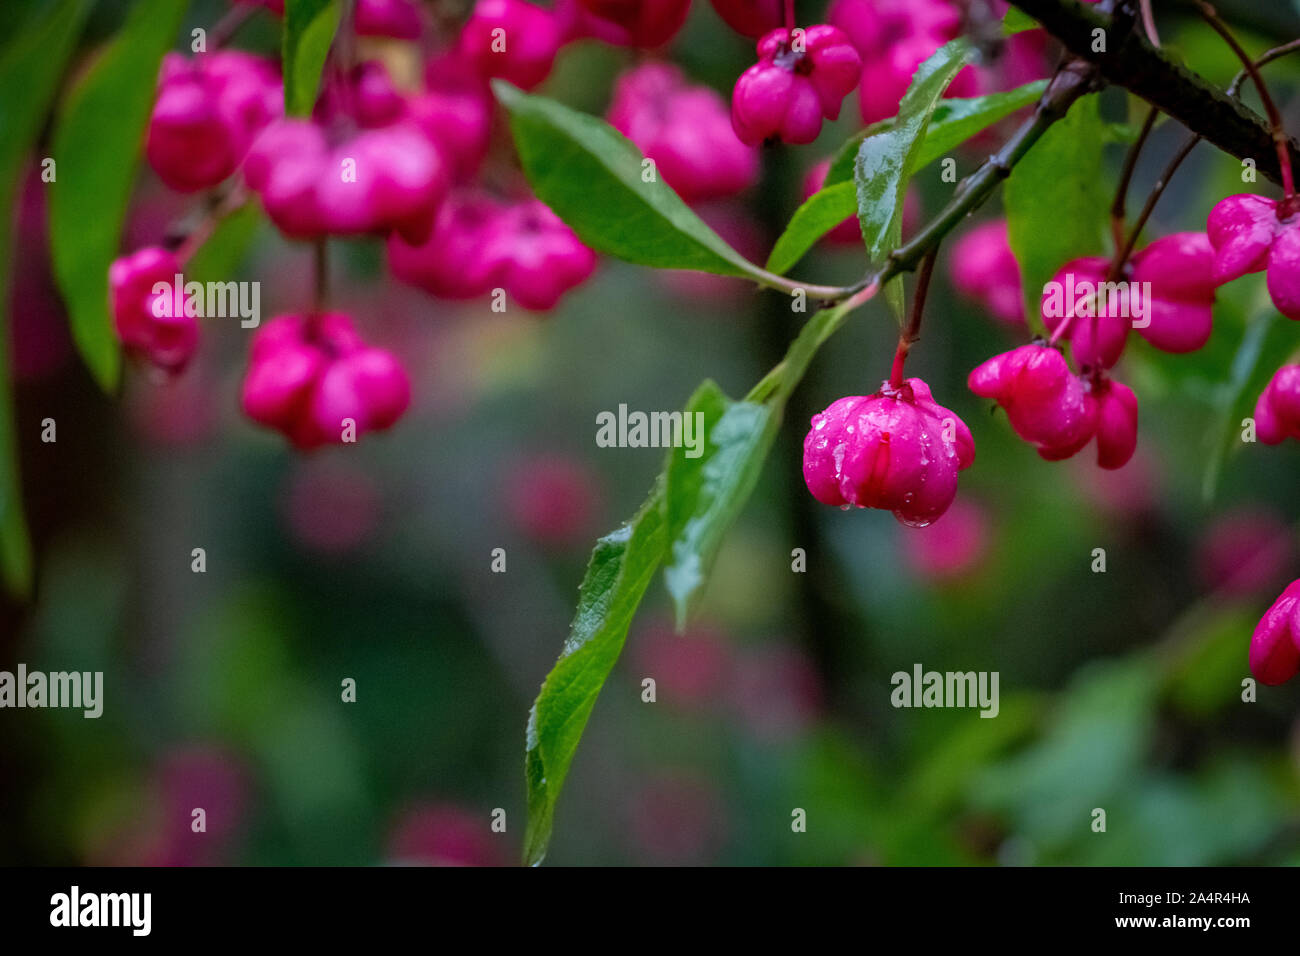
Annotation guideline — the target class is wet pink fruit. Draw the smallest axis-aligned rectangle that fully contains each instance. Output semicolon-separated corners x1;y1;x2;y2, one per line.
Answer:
1207;193;1300;320
1253;363;1300;445
1040;257;1129;370
968;344;1097;461
802;377;975;526
1249;579;1300;685
1130;232;1217;353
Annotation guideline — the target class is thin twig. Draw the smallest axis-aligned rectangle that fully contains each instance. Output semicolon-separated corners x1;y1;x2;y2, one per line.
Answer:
1190;0;1295;199
1114;38;1300;273
890;248;938;387
1110;106;1161;250
1004;0;1300;186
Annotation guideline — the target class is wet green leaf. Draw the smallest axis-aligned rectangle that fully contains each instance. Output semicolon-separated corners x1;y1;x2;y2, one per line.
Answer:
495;81;766;279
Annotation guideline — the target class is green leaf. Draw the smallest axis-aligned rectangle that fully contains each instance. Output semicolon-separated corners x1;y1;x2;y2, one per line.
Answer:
1003;6;1039;34
49;0;189;392
523;289;872;863
186;204;263;283
914;80;1047;168
855;39;976;317
662;382;779;627
494;80;766;279
775;79;1047;276
1202;301;1300;499
827;80;1047;188
524;484;668;866
283;0;341;117
826;120;892;186
1004;93;1109;336
765;181;857;275
972;656;1158;853
662;289;872;624
0;0;93;597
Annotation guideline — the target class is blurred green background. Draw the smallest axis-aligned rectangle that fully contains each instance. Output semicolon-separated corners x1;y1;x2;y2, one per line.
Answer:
2;0;1300;866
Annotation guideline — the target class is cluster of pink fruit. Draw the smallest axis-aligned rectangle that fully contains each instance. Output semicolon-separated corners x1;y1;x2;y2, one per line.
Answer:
114;0;721;444
803;190;1300;688
107;0;1057;447
803;191;1300;516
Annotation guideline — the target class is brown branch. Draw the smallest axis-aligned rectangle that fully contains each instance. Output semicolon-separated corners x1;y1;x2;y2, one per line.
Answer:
1005;0;1300;186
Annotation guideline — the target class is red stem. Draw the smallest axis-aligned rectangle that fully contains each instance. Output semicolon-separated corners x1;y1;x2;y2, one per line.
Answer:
889;248;937;388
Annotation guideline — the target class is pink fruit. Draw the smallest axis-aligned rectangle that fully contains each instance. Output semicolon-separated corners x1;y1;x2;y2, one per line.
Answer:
1130;232;1217;353
828;0;964;124
632;622;733;709
410;57;494;182
458;0;564;91
481;199;598;310
388;192;596;310
1207;193;1300;320
504;454;602;545
1197;508;1295;599
146;51;281;192
354;0;423;38
1249;579;1300;685
950;219;1023;325
1092;377;1138;470
244;117;449;243
1040;257;1129;370
388;190;507;300
108;246;199;372
608;63;758;202
388;803;508;866
1253;363;1300;445
968;344;1097;461
802;377;974;526
731;25;862;146
240;312;411;448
